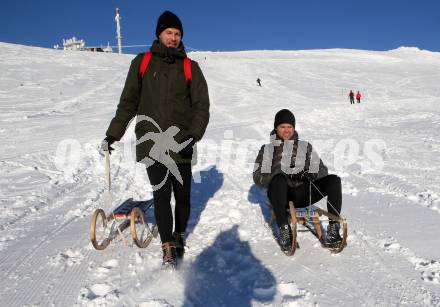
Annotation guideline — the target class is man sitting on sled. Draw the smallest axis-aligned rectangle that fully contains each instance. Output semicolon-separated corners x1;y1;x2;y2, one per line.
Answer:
253;109;343;251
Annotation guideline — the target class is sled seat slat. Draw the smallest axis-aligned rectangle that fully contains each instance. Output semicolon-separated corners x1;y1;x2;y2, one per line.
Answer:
286;205;319;218
113;198;154;220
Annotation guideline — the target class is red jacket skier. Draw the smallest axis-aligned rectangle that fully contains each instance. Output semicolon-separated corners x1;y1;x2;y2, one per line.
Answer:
356;91;362;103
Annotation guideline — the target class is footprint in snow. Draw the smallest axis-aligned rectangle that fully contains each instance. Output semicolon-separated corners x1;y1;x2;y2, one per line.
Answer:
78;283;119;304
94;259;119;277
381;237;440;285
278;281;315;306
48;248;84;269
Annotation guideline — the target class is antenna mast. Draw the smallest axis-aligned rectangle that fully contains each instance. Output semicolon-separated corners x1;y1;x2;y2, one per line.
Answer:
115;8;122;54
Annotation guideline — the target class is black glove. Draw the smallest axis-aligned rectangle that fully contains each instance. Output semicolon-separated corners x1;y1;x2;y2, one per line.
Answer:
179;135;195;159
100;136;116;155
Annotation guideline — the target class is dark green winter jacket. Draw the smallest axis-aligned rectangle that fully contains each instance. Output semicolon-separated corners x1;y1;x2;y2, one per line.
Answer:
253;130;328;189
106;40;210;164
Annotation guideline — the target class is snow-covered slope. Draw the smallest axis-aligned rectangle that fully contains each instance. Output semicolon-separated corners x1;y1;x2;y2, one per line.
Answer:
1;42;440;306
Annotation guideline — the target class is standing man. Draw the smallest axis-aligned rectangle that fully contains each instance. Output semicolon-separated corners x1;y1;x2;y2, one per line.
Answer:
253;109;343;252
348;90;355;104
101;11;210;268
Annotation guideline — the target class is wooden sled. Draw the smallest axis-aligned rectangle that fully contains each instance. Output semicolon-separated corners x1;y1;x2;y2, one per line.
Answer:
90;150;158;250
268;201;348;256
90;198;158;250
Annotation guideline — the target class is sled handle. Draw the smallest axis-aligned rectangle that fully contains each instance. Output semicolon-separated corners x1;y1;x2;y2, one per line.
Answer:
105;150;111;191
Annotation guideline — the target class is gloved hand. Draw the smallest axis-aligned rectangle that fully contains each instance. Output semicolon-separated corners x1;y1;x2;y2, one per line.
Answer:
179;135;195;159
100;136;116;155
299;171;316;182
290;170;315;183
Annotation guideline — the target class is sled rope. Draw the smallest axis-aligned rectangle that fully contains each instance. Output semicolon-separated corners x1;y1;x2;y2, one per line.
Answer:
117;225;130;247
309;180;341;218
105;151;111;191
308;181;312;218
106;153;130;247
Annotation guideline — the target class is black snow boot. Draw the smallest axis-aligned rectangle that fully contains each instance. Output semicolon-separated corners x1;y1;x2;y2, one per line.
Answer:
173;232;185;258
279;223;292;252
162;242;177;269
326;221;342;247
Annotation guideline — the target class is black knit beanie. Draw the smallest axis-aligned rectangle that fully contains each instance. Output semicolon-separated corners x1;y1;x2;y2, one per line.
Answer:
156;11;184;38
274;109;296;128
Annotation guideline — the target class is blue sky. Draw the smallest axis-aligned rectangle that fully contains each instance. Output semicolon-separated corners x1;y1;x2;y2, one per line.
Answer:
1;0;439;54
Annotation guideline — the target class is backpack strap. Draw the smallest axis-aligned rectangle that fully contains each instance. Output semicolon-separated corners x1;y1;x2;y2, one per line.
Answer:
139;51;192;85
183;57;192;84
139;51;152;78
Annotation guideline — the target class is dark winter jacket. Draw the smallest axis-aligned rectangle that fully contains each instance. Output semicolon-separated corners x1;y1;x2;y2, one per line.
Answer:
253;130;328;189
106;40;210;164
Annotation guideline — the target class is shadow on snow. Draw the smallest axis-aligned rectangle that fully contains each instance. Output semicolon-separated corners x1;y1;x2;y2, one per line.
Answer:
185;165;224;237
183;225;276;307
248;183;271;224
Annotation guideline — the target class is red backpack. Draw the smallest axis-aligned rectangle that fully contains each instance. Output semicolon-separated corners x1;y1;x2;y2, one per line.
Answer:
138;51;192;84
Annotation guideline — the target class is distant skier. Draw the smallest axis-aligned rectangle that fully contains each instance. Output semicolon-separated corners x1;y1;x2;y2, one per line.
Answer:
253;109;343;251
101;11;210;268
348;90;355;104
257;78;262;87
356;91;362;103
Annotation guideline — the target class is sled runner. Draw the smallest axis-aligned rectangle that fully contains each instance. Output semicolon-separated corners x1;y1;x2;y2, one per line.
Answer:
90;198;158;250
90;151;158;250
268;201;348;256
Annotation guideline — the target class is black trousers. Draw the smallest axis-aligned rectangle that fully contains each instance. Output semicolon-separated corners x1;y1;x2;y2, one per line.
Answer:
268;174;342;227
146;162;192;243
